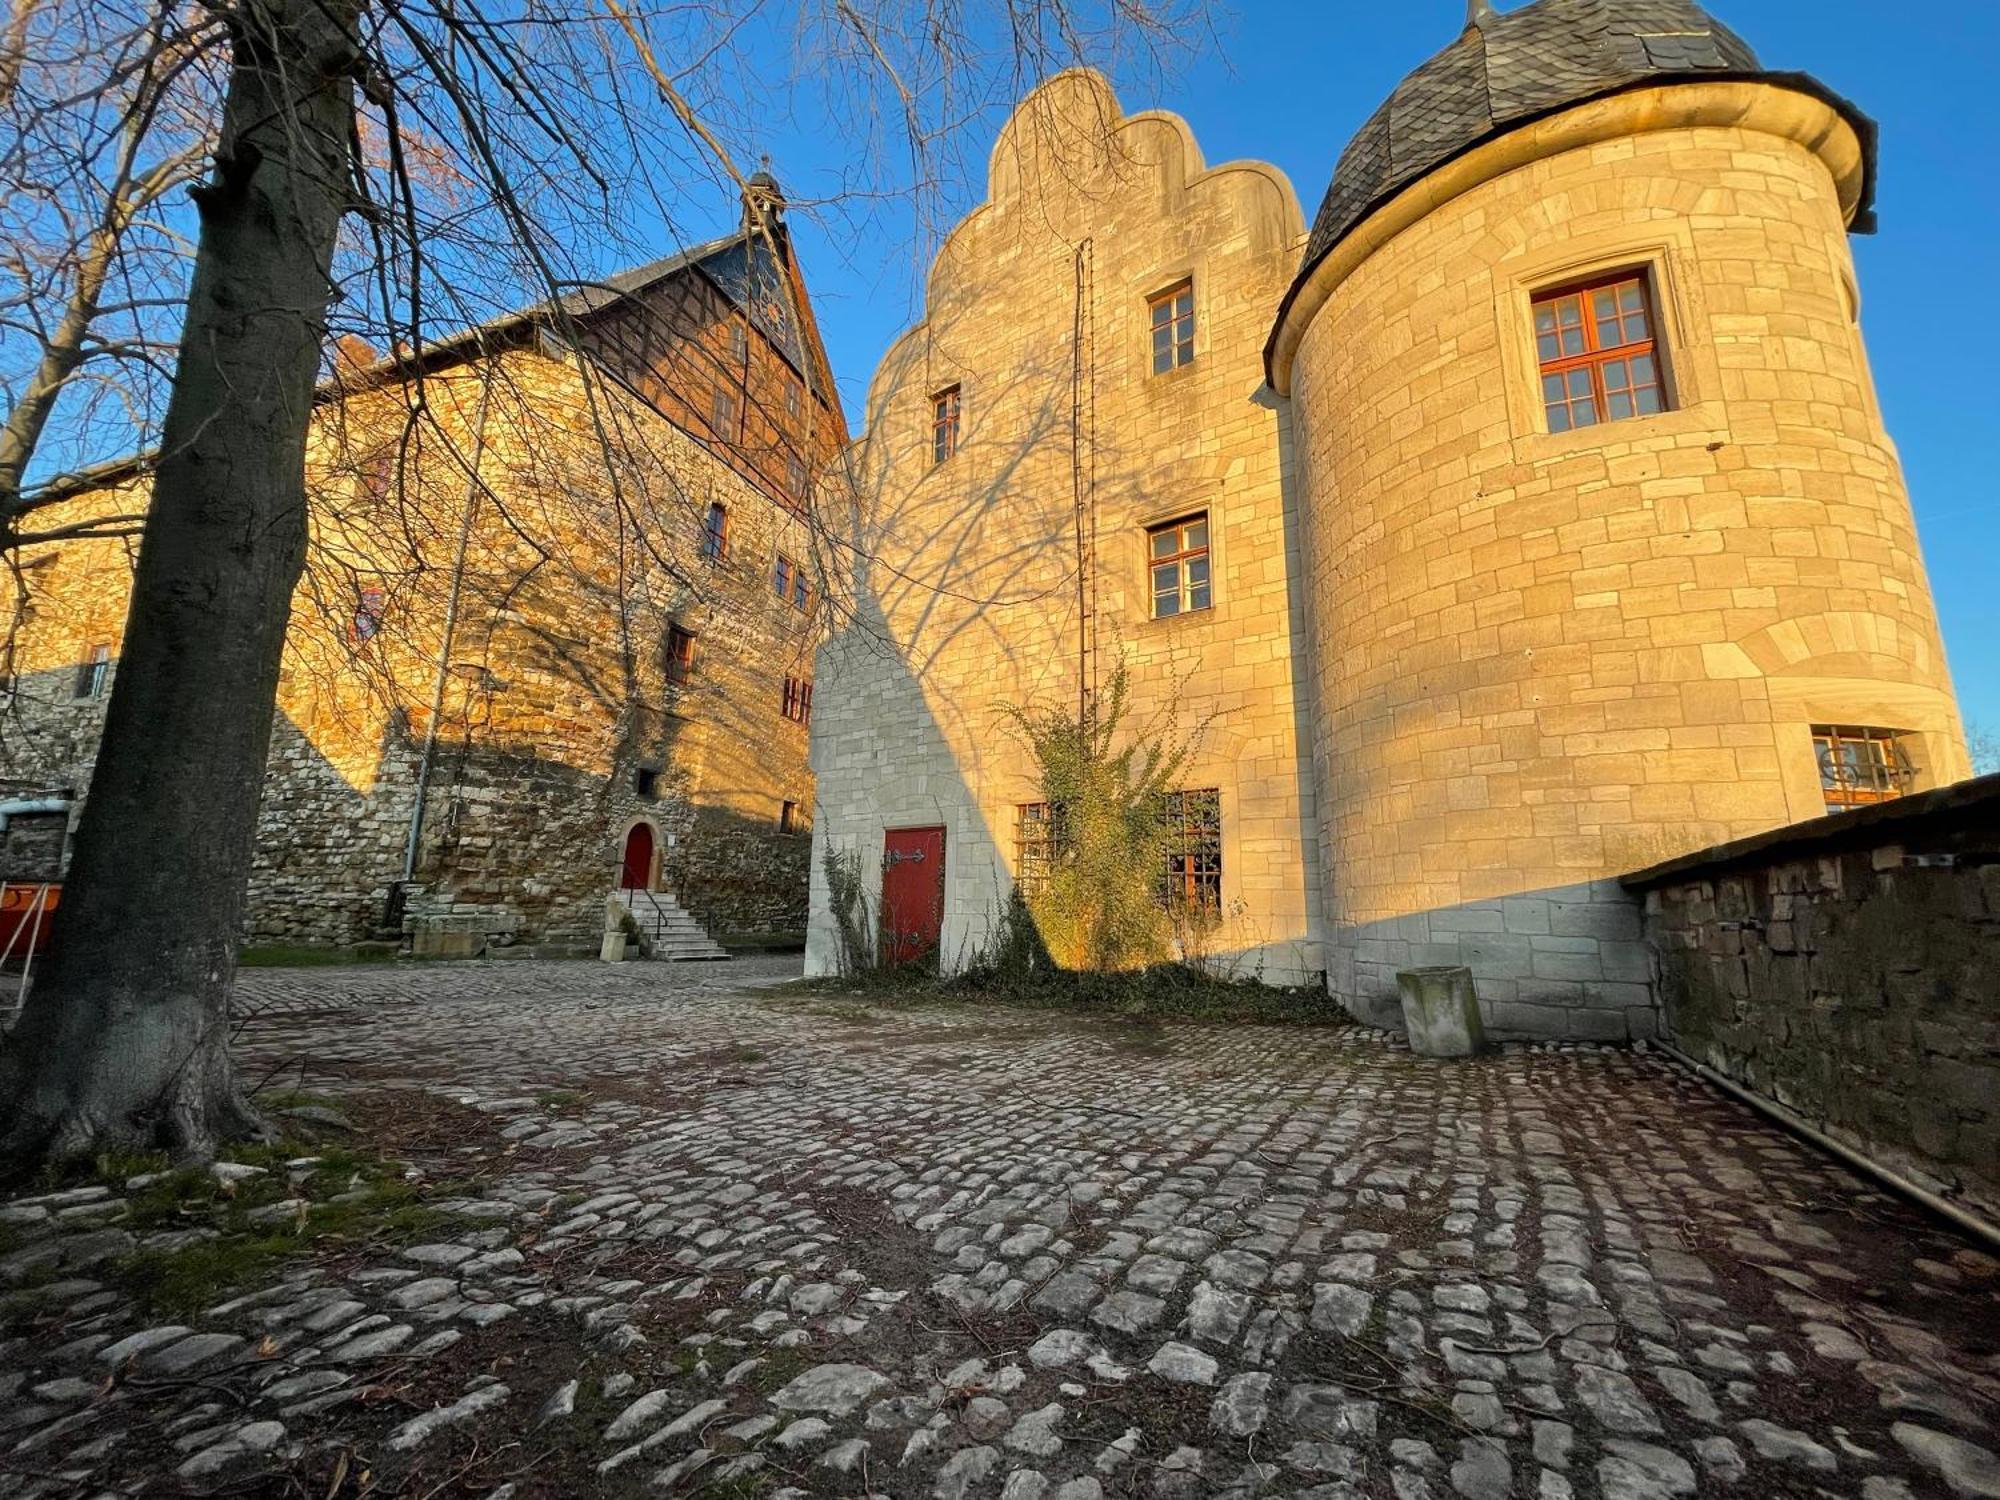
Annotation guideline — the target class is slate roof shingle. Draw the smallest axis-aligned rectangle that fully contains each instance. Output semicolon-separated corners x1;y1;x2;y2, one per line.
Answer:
1301;0;1869;272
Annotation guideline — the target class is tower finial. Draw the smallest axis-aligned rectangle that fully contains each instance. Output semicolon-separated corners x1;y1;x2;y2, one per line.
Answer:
1466;0;1496;26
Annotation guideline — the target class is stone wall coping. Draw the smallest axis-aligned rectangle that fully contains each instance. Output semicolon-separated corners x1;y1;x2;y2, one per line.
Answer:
1620;772;2000;891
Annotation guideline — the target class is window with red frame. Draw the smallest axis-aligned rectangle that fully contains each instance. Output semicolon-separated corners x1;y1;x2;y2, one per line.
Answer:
701;501;729;561
665;624;697;685
1533;273;1669;433
782;674;813;725
932;384;961;465
1148;280;1195;374
774;552;811;613
352;586;386;643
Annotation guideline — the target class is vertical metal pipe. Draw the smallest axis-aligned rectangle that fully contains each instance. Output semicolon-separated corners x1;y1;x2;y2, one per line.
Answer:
401;368;493;884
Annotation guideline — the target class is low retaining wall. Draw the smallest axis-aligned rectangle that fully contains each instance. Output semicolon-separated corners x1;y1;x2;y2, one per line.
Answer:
1624;775;2000;1221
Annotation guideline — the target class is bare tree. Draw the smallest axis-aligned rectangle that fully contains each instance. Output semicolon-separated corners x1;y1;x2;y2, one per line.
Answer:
0;0;1195;1171
0;0;215;551
1968;722;2000;779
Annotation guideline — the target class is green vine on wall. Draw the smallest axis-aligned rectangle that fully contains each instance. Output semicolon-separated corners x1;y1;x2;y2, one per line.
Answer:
1002;663;1212;972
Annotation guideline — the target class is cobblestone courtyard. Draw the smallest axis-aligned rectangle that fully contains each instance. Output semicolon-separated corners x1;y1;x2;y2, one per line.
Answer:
3;957;1996;1498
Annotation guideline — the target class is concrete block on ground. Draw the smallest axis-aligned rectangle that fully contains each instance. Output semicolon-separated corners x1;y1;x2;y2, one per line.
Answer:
1396;966;1488;1059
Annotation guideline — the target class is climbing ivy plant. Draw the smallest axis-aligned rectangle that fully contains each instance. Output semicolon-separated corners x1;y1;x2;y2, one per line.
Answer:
1001;664;1207;972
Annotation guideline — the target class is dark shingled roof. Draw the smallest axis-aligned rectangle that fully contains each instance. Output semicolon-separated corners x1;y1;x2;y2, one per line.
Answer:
1303;0;1861;271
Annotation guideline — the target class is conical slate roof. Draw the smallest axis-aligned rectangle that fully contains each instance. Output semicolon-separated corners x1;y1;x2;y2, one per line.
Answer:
1302;0;1863;269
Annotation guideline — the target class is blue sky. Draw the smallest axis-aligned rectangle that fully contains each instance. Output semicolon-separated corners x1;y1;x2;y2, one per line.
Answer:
743;0;1998;734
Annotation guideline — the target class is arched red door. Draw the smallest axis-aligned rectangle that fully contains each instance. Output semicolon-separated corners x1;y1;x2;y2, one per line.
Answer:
620;823;654;890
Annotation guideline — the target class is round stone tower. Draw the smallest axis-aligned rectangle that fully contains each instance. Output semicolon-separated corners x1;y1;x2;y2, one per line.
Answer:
1267;0;1969;1038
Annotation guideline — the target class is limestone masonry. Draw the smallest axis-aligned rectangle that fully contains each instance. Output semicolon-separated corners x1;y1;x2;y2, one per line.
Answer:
2;185;840;953
805;0;1971;1039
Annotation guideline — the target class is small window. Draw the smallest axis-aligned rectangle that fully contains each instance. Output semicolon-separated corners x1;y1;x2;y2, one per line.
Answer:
1147;514;1211;619
730;321;748;362
665;625;697;686
1160;788;1221;912
782;675;813;725
1813;725;1915;811
1016;802;1059;899
774;552;811;613
701;501;729;562
932;385;961;465
74;644;110;700
358;445;396;505
779;799;808;835
1532;272;1668;433
786;381;803;420
633;766;659;798
710;387;739;440
787;456;808;498
1149;280;1195;374
352;586;386;643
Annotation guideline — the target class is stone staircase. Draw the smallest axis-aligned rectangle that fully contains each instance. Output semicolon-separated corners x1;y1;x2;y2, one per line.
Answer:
616;888;729;962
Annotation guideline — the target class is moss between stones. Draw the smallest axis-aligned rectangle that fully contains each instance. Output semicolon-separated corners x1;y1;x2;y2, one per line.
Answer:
23;1140;490;1321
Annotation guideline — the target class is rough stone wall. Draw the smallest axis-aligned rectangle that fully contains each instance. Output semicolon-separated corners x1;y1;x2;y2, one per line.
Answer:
1632;776;2000;1220
808;70;1322;983
1;330;818;948
1283;87;1970;1036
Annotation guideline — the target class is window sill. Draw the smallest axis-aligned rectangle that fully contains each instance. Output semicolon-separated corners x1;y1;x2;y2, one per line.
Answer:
1139;604;1216;631
1511;402;1725;465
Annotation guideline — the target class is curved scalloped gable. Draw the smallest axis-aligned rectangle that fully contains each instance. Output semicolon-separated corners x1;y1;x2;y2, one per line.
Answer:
861;68;1305;424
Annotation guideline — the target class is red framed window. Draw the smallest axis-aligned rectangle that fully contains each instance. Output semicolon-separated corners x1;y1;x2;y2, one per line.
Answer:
932;385;961;465
1533;273;1668;433
701;501;729;561
1160;788;1221;912
1148;513;1211;618
352;586;386;643
774;552;811;613
665;624;697;685
1149;280;1195;374
1813;725;1915;811
782;674;813;725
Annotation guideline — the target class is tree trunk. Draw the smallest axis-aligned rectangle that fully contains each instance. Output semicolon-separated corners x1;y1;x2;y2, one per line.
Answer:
0;0;357;1172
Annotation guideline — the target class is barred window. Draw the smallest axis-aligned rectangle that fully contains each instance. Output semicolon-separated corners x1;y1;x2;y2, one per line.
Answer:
701;501;729;561
1813;725;1915;811
782;674;813;725
1016;802;1058;897
1160;788;1221;911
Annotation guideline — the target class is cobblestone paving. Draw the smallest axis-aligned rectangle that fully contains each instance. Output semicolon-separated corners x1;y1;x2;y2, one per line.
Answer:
3;957;1997;1498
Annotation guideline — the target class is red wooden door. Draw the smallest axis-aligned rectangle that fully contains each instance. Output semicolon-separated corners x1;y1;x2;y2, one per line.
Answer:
620;823;654;890
880;826;945;965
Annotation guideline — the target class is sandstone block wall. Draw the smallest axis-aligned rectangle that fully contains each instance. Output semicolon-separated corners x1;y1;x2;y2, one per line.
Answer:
1281;84;1969;1035
1631;776;2000;1220
2;336;817;950
809;71;1322;983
